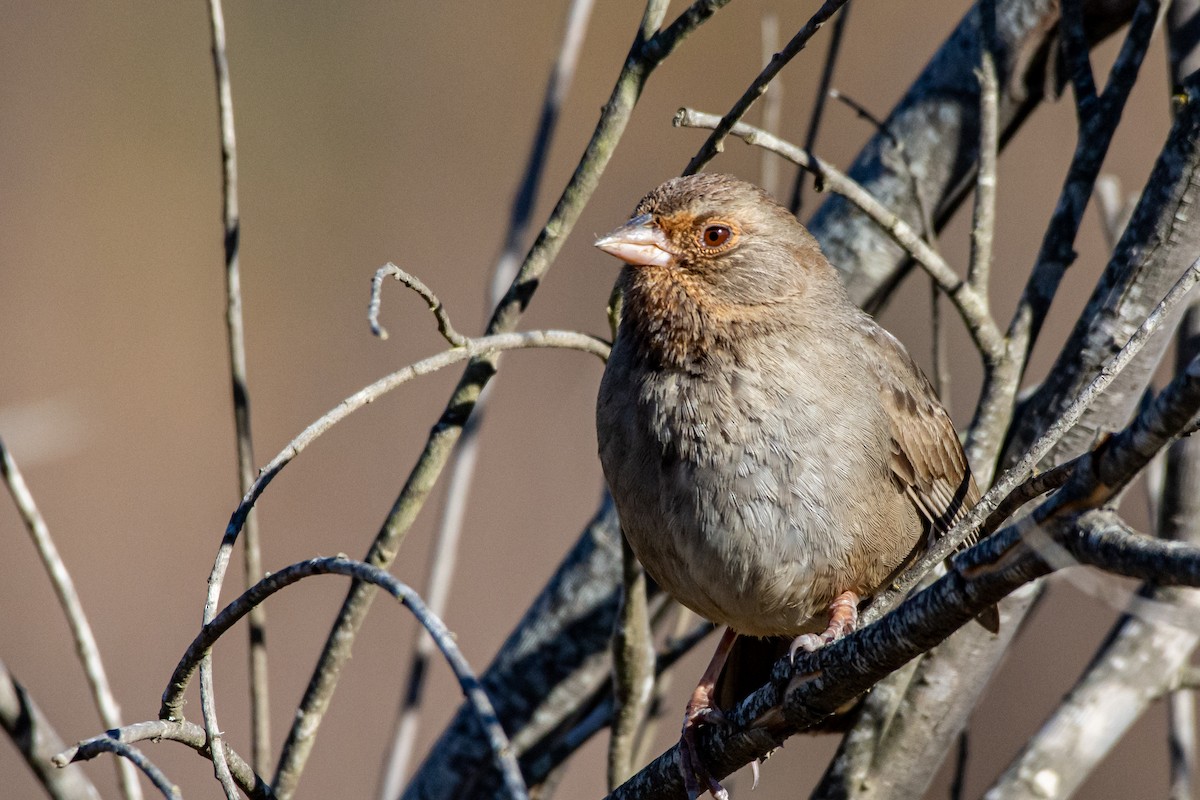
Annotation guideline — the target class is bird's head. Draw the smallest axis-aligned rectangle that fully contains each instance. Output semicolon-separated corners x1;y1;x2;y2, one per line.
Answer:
595;173;832;310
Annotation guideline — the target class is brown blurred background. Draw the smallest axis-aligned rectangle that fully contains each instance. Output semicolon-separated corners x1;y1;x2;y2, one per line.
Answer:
0;2;1181;798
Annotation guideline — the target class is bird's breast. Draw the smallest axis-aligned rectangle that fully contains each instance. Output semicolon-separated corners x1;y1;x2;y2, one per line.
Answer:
598;331;896;636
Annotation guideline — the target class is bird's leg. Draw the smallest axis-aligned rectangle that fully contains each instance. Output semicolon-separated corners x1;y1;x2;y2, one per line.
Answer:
680;626;738;800
789;590;860;660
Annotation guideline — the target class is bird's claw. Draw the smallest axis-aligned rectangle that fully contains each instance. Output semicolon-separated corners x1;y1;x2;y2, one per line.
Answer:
681;700;730;799
789;590;860;663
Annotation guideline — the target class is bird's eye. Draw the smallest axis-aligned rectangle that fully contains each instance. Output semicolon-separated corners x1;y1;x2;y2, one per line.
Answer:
701;224;732;249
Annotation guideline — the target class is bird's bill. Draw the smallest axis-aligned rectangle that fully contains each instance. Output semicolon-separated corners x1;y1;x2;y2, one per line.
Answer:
594;213;676;268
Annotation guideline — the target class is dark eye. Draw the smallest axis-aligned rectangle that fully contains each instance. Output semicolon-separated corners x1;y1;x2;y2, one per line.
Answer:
701;224;732;248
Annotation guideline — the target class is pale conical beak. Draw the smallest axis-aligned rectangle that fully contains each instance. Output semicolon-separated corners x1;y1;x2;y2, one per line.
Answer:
594;213;676;268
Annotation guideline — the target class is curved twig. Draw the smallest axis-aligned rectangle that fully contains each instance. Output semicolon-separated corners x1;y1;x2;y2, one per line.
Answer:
370;263;467;346
57;738;180;800
161;557;528;799
56;720;270;800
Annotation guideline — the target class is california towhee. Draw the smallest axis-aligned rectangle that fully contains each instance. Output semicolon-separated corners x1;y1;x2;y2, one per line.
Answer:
594;173;988;798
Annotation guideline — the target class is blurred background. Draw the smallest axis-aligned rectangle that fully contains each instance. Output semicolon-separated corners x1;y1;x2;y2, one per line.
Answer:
0;1;1180;798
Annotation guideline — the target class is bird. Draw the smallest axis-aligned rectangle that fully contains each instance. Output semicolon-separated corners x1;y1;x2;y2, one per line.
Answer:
594;173;989;799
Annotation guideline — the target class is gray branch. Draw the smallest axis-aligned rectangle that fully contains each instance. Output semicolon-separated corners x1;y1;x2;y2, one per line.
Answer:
807;0;1139;310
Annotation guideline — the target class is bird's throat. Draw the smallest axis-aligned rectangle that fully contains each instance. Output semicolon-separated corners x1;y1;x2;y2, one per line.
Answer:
619;266;736;371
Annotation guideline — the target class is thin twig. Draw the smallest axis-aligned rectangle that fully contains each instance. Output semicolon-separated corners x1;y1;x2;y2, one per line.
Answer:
269;3;731;795
60;739;180;800
789;1;851;214
182;328;608;741
56;720;270;800
378;7;595;793
520;618;715;785
607;506;1200;798
674;109;1005;362
684;0;850;175
1168;0;1200;98
634;607;704;765
962;0;1016;483
984;456;1080;530
199;643;238;800
207;0;270;785
370;263;467;347
163;557;528;799
950;730;969;800
0;439;141;800
827;87;888;130
203;329;607;593
931;278;949;405
624;313;1200;788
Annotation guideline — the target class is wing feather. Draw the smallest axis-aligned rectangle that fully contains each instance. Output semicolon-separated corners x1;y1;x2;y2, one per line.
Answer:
868;327;979;546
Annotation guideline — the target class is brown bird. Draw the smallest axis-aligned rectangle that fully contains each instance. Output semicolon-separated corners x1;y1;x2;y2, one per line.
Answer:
594;173;987;798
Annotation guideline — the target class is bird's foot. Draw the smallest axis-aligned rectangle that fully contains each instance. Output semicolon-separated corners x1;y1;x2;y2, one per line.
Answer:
680;683;730;800
789;590;860;662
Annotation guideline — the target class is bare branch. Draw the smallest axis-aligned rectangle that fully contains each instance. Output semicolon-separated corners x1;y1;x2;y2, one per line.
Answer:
683;0;850;175
163;556;529;798
757;13;783;198
811;0;1142;309
405;499;624;798
206;0;271;784
1094;175;1134;251
620;324;1200;790
1060;0;1099;111
606;507;1200;799
0;438;138;800
370;263;468;347
56;720;270;800
788;3;852;214
58;738;180;800
1170;689;1196;800
1168;0;1200;97
967;0;999;299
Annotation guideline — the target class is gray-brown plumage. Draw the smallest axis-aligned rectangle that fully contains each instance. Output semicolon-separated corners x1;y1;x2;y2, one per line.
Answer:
594;173;983;798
